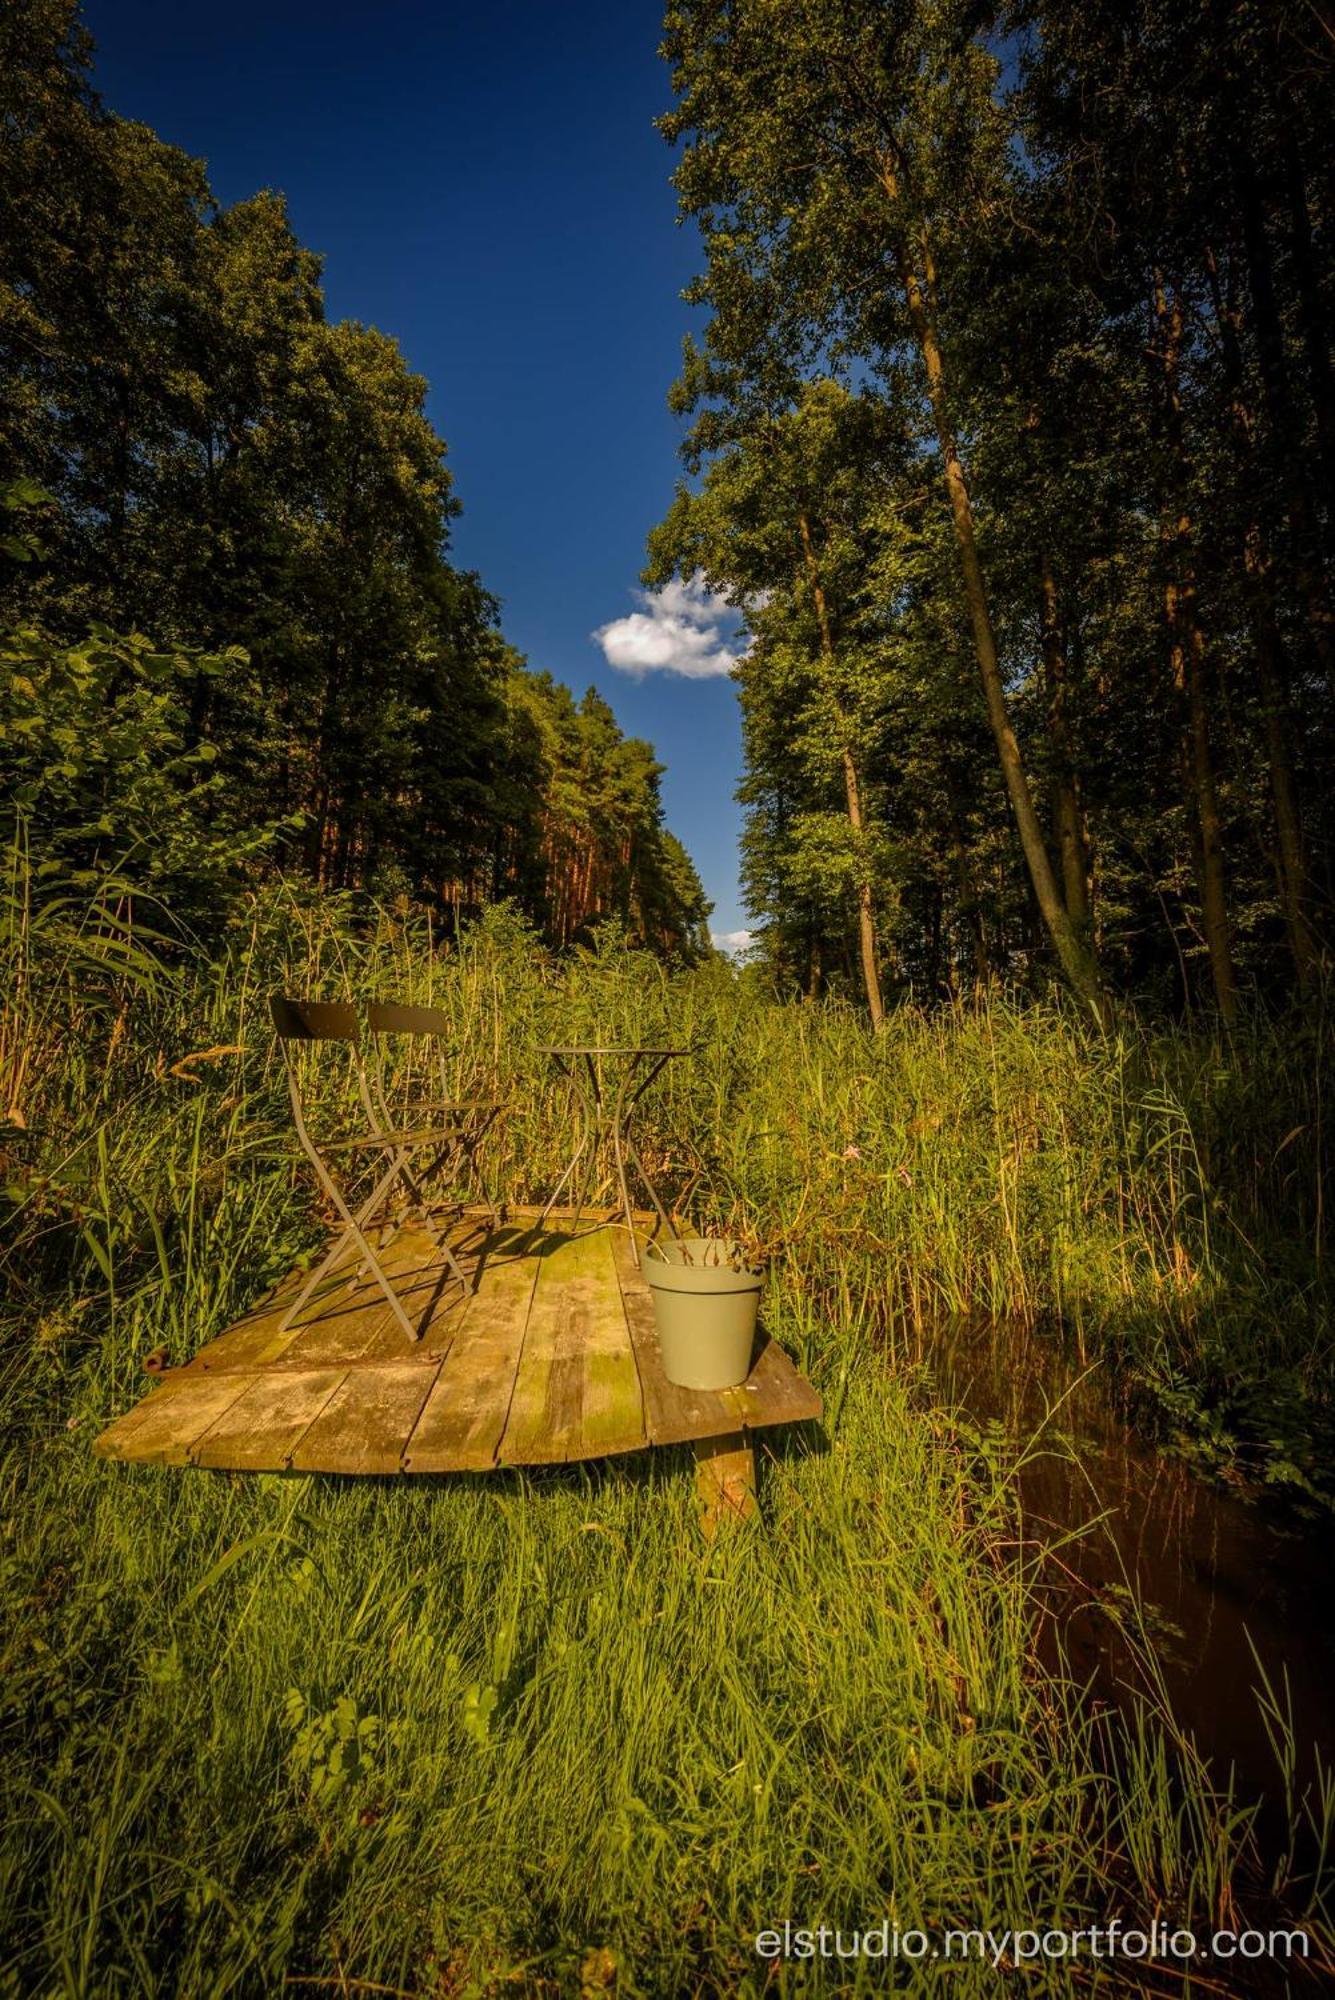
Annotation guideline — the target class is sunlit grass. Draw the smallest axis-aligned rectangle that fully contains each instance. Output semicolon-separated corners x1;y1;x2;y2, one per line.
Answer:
1;1342;1263;1995
3;880;1333;1991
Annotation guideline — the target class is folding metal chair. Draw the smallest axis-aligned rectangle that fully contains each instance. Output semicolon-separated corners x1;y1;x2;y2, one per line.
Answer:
363;1000;504;1235
269;996;488;1344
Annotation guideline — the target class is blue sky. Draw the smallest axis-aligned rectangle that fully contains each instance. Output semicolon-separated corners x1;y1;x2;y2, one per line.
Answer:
85;0;750;942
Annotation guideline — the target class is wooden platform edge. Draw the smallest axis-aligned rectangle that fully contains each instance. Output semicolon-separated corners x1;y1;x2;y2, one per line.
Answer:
92;1219;824;1475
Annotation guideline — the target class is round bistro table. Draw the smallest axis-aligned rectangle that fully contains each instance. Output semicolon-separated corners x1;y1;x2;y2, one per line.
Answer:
535;1045;688;1258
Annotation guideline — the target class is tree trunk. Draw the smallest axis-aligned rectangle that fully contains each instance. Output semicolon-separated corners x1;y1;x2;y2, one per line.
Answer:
1277;115;1335;515
840;746;884;1029
927;881;944;998
305;778;330;879
950;830;989;987
1037;555;1091;932
333;811;354;890
1167;559;1238;1022
1155;279;1238;1023
1235;145;1335;683
944;775;990;986
804;929;823;1002
889;212;1105;1024
797;510;885;1028
1247;525;1317;982
1205;242;1318;985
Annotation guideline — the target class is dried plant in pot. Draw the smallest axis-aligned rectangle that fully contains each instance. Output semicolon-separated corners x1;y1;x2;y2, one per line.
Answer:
641;1235;767;1390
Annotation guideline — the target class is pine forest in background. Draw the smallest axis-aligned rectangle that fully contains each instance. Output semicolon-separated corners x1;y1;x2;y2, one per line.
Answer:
6;1;1335;1023
1;0;711;963
653;0;1335;1023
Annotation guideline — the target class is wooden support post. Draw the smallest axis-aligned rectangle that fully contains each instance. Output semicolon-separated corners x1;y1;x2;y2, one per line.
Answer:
694;1430;758;1539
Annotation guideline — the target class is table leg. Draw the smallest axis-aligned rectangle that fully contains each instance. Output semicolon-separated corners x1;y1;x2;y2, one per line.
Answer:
538;1055;595;1228
614;1053;681;1260
539;1047;687;1248
569;1049;606;1229
694;1431;758;1538
609;1058;640;1251
622;1132;679;1243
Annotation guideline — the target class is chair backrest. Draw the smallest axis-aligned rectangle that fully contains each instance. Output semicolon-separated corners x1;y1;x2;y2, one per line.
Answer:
269;997;364;1157
365;1001;448;1038
269;996;359;1042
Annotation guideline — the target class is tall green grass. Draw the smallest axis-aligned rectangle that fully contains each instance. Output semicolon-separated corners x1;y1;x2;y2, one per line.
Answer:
3;881;1333;1993
9;883;1329;1489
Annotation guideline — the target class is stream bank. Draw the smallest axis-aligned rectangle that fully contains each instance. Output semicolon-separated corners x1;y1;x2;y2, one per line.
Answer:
924;1314;1335;1887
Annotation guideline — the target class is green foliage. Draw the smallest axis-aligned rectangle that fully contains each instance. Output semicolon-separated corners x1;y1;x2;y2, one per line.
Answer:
1;621;288;927
3;892;1332;1989
658;0;1335;1014
650;377;970;1001
285;1688;399;1811
0;1;709;959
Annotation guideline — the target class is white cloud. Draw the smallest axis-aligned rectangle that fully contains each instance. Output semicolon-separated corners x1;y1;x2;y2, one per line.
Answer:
594;572;744;680
711;929;754;957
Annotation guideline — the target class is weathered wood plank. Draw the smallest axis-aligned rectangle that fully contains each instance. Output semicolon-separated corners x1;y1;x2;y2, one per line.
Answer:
191;1368;348;1470
494;1230;590;1465
715;1338;824;1431
178;1284;315;1373
499;1228;642;1465
178;1240;399;1375
575;1227;645;1460
289;1362;443;1474
506;1203;626;1223
402;1229;543;1471
93;1373;260;1465
182;1214;481;1375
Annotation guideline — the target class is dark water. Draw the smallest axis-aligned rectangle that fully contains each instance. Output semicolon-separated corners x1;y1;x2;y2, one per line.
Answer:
923;1316;1335;1862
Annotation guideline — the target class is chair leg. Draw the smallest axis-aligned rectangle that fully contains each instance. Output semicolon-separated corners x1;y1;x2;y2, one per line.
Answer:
473;1166;502;1231
337;1159;429;1342
290;1114;480;1346
623;1133;679;1244
278;1224;359;1333
288;1155;422;1343
356;1236;426;1341
538;1127;589;1229
570;1136;601;1231
281;1045;452;1345
365;1137;476;1305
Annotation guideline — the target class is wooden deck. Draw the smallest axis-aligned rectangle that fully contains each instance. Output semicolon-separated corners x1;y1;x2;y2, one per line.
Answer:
92;1213;823;1476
